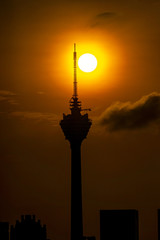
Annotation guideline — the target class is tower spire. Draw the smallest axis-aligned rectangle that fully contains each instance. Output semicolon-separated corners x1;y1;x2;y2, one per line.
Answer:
70;43;81;112
73;43;77;98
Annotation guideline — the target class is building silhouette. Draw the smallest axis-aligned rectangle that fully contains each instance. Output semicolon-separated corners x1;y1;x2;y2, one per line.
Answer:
10;215;48;240
60;44;92;240
0;222;9;240
158;209;160;240
83;236;96;240
100;210;139;240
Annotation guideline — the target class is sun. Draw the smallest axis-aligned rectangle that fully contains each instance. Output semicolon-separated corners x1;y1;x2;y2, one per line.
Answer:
78;53;97;72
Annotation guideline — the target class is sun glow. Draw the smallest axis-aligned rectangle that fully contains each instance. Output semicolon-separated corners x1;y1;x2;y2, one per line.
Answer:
54;31;123;95
78;53;97;72
63;41;109;90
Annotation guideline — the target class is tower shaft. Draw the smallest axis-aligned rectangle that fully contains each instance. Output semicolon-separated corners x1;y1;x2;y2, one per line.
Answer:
71;142;83;240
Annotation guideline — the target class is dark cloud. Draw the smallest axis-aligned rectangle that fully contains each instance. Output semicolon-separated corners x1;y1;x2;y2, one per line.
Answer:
91;11;118;28
96;12;117;19
98;92;160;131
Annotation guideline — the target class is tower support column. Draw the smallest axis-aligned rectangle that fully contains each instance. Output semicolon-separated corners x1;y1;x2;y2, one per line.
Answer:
70;141;83;240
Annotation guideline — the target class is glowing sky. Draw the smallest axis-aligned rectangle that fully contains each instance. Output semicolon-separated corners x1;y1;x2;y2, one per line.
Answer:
1;1;160;240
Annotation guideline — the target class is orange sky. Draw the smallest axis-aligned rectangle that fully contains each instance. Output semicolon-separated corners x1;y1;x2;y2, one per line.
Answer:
1;1;160;240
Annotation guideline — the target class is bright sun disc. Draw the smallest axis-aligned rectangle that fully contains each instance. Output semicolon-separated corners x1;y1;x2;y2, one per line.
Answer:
78;53;97;72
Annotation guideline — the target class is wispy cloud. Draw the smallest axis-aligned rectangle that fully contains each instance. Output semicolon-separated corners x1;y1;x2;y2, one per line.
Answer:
0;90;17;105
0;90;16;96
11;111;59;126
37;91;46;95
98;92;160;131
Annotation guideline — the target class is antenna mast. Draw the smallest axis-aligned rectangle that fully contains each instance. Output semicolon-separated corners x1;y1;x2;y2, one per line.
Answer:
73;43;77;98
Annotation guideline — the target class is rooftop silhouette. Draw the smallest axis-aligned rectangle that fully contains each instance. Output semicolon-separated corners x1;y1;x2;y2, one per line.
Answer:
0;222;9;240
100;210;139;240
10;215;49;240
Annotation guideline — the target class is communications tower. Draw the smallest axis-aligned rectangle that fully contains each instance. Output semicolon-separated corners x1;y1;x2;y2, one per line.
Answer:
60;44;92;240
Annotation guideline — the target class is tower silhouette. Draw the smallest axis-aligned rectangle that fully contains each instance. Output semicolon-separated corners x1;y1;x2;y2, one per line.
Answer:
60;44;92;240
